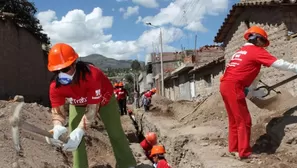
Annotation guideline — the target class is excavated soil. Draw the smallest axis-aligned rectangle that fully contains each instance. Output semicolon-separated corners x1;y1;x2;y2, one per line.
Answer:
0;100;152;168
135;90;297;168
2;87;297;168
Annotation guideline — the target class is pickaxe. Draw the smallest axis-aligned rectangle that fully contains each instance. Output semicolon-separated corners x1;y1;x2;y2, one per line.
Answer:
9;102;68;155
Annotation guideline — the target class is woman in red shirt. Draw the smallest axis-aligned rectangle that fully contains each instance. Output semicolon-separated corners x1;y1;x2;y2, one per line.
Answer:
46;43;136;168
221;26;297;159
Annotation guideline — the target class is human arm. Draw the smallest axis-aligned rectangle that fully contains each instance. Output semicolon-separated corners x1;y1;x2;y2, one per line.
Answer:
47;83;68;146
271;59;297;73
63;69;113;151
256;48;297;72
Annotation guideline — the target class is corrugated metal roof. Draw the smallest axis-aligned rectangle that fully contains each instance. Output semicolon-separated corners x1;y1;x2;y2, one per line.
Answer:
214;0;297;43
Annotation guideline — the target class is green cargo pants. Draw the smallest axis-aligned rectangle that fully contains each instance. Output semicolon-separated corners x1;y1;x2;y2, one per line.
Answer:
69;95;137;168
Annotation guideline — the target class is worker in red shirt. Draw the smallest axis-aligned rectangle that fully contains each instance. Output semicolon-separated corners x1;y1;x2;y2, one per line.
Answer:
116;82;128;115
220;26;297;160
140;132;158;162
113;82;119;97
150;145;171;168
143;88;157;111
46;43;136;168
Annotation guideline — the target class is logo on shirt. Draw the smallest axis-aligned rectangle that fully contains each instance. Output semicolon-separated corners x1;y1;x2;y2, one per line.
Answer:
92;89;101;100
227;50;247;67
66;97;87;105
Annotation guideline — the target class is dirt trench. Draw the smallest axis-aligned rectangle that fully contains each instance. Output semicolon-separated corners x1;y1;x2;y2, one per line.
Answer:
134;91;297;168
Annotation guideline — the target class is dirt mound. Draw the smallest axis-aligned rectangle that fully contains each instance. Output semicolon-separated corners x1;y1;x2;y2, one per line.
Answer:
0;100;154;168
0;100;117;168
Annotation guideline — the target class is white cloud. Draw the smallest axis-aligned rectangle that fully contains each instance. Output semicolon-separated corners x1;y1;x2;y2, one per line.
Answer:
141;0;228;32
135;16;142;24
37;7;183;59
132;0;159;8
119;6;140;19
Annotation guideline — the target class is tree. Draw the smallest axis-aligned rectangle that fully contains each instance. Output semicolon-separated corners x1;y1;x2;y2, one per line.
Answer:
125;74;134;84
2;0;50;52
131;60;141;71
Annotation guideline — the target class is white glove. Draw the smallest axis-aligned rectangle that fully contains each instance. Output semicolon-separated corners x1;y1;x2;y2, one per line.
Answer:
45;125;67;147
52;125;68;139
45;137;64;147
63;127;85;151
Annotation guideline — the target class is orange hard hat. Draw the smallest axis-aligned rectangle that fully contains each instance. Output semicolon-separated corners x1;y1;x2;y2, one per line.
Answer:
151;88;157;93
145;132;157;145
118;82;123;87
150;145;166;157
244;26;269;47
128;109;133;114
114;83;119;87
48;43;79;72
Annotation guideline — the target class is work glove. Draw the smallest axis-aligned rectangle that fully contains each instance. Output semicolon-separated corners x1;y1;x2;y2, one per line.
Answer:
45;125;67;147
63;127;85;152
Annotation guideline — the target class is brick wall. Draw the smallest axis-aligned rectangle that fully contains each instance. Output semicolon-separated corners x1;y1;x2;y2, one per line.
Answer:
0;20;51;106
220;6;297;96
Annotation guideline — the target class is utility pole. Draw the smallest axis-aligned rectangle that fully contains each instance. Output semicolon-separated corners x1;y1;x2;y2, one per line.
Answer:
194;34;197;57
145;22;164;96
159;28;164;96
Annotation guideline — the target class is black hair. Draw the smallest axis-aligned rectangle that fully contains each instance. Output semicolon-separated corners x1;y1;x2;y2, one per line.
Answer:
155;154;165;160
247;34;268;46
50;61;94;88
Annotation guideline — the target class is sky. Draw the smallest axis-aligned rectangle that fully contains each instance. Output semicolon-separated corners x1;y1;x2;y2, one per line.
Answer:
32;0;240;61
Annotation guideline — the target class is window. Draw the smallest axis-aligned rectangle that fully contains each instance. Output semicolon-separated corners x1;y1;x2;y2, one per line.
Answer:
204;74;212;87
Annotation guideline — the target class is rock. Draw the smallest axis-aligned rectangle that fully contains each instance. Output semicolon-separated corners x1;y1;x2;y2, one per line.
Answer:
200;143;209;146
13;95;24;102
12;162;20;168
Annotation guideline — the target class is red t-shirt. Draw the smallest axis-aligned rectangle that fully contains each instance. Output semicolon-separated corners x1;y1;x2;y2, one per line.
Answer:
116;88;128;100
157;160;171;168
140;139;152;152
222;43;277;87
144;91;153;98
114;88;118;96
49;65;113;107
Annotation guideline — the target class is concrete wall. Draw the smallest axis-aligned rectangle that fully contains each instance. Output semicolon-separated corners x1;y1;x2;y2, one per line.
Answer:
178;72;191;100
221;6;297;96
0;20;51;106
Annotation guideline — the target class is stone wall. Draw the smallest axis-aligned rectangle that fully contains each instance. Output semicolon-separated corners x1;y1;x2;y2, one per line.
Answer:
0;20;51;106
221;6;297;96
194;62;225;101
